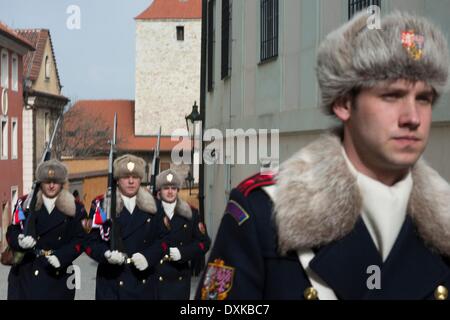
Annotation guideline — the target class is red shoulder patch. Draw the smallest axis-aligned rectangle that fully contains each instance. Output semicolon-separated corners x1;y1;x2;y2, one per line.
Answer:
237;172;276;197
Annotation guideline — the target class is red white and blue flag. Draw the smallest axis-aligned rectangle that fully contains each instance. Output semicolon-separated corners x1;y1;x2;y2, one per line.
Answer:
92;200;107;228
12;199;26;225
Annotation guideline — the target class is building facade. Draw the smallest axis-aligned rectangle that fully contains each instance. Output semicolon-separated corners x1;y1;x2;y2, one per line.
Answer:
0;22;34;251
134;0;202;136
17;29;69;194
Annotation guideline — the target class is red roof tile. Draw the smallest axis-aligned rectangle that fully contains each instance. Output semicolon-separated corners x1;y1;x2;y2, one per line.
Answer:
65;100;190;152
135;0;202;20
0;21;35;50
16;29;62;89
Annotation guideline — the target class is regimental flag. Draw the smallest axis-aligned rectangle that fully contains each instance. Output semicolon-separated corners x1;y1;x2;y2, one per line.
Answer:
92;200;107;228
12;199;26;225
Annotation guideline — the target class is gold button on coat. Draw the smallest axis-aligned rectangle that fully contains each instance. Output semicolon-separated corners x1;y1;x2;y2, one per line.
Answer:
159;276;164;282
119;281;124;286
58;236;62;241
184;224;187;228
34;270;39;276
142;279;146;284
304;287;318;300
435;286;448;300
179;276;183;281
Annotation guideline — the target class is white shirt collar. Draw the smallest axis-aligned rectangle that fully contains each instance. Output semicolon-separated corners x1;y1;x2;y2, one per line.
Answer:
162;200;177;220
42;194;56;214
121;194;136;214
342;147;413;262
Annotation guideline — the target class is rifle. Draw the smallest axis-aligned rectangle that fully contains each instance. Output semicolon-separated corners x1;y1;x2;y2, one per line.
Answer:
23;115;62;239
150;127;161;197
104;113;127;256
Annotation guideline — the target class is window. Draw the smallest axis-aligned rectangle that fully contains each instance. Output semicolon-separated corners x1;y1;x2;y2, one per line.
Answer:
1;49;9;88
11;54;18;91
1;117;8;159
260;0;279;62
348;0;381;19
45;56;50;79
11;118;17;159
44;112;50;144
176;26;185;41
207;0;216;91
11;186;18;216
221;0;232;79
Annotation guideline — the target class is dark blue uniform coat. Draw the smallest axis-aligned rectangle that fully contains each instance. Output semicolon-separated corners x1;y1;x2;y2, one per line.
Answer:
155;198;210;299
7;190;86;300
196;135;450;300
86;187;168;300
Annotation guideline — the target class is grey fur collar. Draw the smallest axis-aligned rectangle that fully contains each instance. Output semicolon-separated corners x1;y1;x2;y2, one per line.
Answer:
175;197;192;220
35;189;76;217
115;187;157;215
274;133;450;257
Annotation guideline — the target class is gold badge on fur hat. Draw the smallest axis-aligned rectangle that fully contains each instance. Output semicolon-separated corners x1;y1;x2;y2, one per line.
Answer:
401;30;425;61
48;169;55;178
167;173;173;182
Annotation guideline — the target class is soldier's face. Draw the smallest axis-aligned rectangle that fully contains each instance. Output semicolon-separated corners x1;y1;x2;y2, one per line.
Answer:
334;79;434;185
41;182;63;199
117;175;141;197
160;186;178;203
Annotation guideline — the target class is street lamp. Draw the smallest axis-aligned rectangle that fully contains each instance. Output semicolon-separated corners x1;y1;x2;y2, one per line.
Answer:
185;101;202;195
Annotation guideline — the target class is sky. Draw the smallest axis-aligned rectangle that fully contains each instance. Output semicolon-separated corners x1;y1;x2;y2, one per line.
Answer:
0;0;153;102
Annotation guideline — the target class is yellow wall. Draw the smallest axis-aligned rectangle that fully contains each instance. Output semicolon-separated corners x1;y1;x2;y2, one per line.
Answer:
64;158;108;174
81;176;108;209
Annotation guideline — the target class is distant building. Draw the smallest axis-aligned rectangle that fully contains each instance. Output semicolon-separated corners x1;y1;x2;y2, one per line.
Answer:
134;0;202;136
16;29;69;194
0;21;34;251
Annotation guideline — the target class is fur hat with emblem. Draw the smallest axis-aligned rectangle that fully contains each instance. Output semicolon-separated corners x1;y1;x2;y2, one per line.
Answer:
316;10;450;116
36;159;68;184
113;154;146;180
156;169;183;190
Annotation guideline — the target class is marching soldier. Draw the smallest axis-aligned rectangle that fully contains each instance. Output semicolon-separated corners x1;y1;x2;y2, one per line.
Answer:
197;11;450;300
85;154;169;300
155;169;210;300
6;159;87;300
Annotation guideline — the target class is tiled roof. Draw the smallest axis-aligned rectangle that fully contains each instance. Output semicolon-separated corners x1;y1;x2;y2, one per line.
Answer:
16;29;62;89
0;21;35;50
135;0;202;20
65;100;190;152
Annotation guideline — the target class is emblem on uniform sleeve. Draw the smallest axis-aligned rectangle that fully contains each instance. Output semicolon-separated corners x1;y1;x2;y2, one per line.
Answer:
401;30;425;61
201;259;235;300
226;200;250;226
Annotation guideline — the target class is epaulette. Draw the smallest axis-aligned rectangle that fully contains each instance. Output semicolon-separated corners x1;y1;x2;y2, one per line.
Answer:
236;172;276;197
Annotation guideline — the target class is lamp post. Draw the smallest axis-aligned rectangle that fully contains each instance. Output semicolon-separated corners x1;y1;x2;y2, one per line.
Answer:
185;101;202;195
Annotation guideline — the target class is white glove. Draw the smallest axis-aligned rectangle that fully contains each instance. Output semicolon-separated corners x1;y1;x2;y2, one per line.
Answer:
131;253;148;271
169;247;181;261
46;255;61;268
104;250;126;265
18;234;36;249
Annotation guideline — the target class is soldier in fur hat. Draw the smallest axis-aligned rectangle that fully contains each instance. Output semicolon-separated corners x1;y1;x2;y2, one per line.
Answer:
154;169;210;299
6;159;87;300
85;154;169;300
197;11;450;300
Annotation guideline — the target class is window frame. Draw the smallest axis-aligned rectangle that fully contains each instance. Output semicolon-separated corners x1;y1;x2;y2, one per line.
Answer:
1;116;8;160
1;49;9;89
260;0;279;63
348;0;381;19
11;117;18;159
11;54;18;92
221;0;232;80
176;26;185;41
207;0;216;91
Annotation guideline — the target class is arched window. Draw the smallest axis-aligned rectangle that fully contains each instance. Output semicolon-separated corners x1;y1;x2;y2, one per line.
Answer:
1;49;9;88
45;55;51;79
11;54;18;91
